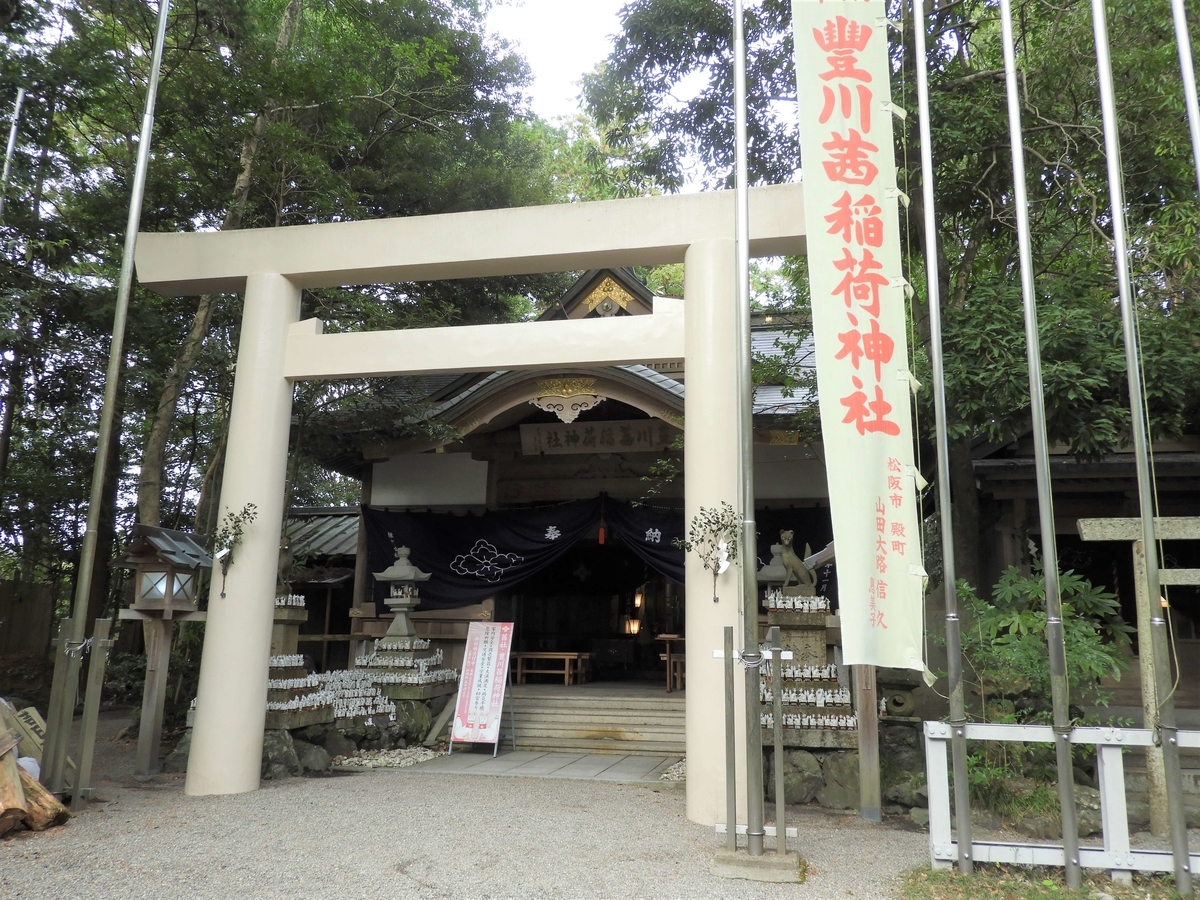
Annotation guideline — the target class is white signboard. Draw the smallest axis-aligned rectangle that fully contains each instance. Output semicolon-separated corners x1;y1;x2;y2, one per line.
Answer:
451;621;514;744
792;0;924;671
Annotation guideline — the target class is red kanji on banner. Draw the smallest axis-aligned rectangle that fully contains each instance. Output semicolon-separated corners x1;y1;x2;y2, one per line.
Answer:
819;83;873;132
835;319;893;381
862;319;894;381
825;191;883;247
813;16;873;83
832;247;888;316
890;522;906;537
868;576;886;629
822;130;879;185
841;377;901;436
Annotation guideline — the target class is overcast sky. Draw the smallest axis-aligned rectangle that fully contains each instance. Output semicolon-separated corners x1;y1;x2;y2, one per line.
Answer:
485;0;628;123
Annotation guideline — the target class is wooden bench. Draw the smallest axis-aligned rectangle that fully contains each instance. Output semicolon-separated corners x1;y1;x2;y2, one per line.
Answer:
659;654;685;692
511;652;589;685
656;634;685;693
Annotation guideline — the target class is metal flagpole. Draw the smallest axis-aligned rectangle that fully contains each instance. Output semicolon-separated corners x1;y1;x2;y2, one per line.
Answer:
996;0;1081;888
0;87;25;220
911;0;972;876
1169;0;1200;200
732;0;765;858
1090;1;1192;891
45;0;173;775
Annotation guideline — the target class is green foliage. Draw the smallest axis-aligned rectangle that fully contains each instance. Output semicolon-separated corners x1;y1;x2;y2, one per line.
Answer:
675;502;740;602
902;864;1181;899
590;0;1200;583
0;0;578;599
212;503;257;596
958;566;1132;717
639;431;683;502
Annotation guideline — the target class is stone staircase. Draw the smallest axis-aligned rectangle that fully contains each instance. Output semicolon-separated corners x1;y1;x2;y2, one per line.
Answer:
507;684;685;756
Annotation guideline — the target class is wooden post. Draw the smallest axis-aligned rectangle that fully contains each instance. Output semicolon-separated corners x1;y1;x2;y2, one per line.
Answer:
322;586;332;671
855;664;881;823
1132;540;1168;836
1077;517;1200;837
136;617;174;776
41;618;72;793
724;626;737;851
349;468;373;670
769;627;787;856
73;618;113;812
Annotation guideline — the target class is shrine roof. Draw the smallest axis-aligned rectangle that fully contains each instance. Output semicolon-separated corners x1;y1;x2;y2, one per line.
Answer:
286;508;360;558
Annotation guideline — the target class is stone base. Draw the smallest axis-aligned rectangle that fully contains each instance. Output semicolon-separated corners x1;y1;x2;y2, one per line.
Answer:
766;610;826;628
265;705;334;731
709;849;805;883
378;682;457;702
762;727;857;749
269;665;308;681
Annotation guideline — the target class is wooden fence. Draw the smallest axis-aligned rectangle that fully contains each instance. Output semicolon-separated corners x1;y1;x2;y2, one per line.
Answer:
0;580;54;657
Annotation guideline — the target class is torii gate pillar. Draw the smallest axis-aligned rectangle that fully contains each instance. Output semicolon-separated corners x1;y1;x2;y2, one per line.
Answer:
186;274;300;795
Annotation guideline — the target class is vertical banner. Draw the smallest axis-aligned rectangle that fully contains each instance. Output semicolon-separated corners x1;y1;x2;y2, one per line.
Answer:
792;0;925;670
452;621;514;744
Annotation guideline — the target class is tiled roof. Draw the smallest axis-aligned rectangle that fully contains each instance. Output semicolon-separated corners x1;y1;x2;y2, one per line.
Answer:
286;509;359;558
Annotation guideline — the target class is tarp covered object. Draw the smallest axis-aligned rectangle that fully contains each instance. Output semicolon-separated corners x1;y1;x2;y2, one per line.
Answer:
362;497;685;609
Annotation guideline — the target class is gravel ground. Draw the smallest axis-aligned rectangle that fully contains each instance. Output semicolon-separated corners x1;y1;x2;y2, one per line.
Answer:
1;712;927;900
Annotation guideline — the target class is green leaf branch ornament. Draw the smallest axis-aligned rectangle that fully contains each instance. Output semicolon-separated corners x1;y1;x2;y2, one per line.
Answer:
212;503;258;598
674;502;740;603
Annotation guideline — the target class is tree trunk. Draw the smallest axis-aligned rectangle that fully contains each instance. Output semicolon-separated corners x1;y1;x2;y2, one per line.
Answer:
0;347;20;493
193;416;228;535
134;0;304;529
18;765;69;830
88;376;123;625
136;295;214;526
949;434;981;590
0;747;27;837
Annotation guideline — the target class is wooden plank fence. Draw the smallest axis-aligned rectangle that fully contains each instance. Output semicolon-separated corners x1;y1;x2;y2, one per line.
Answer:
0;580;54;657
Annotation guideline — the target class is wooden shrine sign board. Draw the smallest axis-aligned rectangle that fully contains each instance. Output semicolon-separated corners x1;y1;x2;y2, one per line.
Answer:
450;622;514;754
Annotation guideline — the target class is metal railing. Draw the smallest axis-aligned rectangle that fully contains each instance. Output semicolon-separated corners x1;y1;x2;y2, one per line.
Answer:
925;721;1200;883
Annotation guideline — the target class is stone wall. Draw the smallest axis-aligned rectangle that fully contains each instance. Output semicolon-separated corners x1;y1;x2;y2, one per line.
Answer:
765;720;927;822
163;695;444;778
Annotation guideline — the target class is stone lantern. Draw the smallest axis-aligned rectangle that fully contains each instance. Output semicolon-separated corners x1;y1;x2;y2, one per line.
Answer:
356;546;458;704
111;525;211;776
372;546;431;639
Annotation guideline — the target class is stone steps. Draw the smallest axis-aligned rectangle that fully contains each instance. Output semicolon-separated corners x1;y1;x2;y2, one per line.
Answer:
512;736;686;756
508;715;686;729
505;690;685;757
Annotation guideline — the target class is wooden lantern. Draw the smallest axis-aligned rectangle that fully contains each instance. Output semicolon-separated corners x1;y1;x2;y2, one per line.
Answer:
111;525;211;776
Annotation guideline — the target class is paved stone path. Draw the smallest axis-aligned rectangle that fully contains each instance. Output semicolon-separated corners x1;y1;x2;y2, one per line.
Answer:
416;748;679;782
0;712;928;899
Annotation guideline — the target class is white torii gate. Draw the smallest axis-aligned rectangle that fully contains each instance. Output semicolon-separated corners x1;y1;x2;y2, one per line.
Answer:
135;184;809;825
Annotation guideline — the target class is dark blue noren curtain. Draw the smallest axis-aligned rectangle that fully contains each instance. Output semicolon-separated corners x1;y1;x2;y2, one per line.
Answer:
363;499;601;609
602;498;685;584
